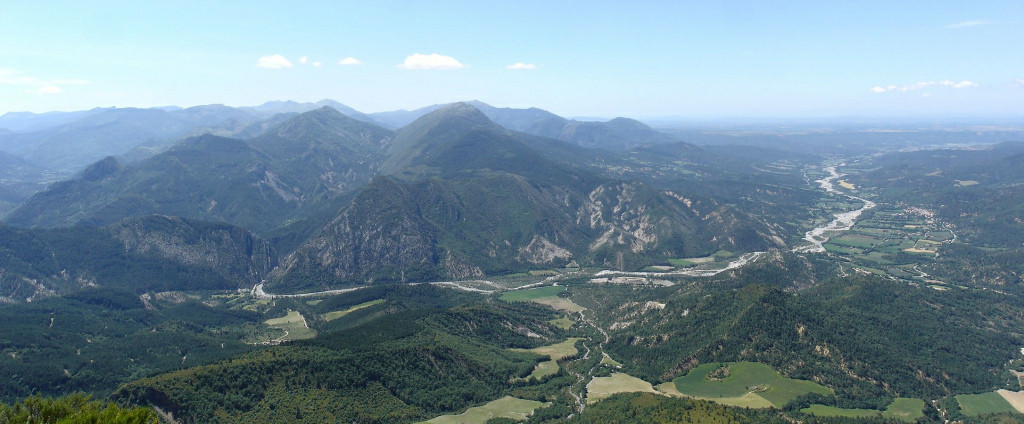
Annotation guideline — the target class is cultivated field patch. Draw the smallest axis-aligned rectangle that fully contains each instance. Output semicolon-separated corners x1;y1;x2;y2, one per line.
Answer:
512;338;582;360
263;310;315;342
500;286;566;302
672;362;831;408
957;392;1019;416
424;396;547;423
802;398;923;422
802;404;879;419
656;382;773;408
882;398;926;422
586;372;659;404
997;390;1024;414
322;299;384;321
501;286;585;312
513;359;559;382
548;316;574;329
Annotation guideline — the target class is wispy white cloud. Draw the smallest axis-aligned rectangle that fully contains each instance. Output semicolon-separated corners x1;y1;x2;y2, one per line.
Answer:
0;68;88;95
398;53;464;70
313;61;323;67
871;80;978;93
945;20;992;29
257;54;293;69
506;62;538;70
37;85;63;94
338;57;363;66
299;56;309;65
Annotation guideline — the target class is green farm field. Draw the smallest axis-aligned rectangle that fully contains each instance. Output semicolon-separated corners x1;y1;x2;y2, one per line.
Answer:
263;310;316;342
802;398;924;422
512;338;581;360
499;286;566;302
586;373;658;404
957;392;1019;416
322;299;384;321
673;362;831;408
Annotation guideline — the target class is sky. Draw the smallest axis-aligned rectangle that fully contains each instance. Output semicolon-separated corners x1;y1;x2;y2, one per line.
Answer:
1;0;1023;119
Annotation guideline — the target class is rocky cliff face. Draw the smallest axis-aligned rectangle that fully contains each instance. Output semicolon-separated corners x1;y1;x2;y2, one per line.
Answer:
0;216;277;302
108;215;277;287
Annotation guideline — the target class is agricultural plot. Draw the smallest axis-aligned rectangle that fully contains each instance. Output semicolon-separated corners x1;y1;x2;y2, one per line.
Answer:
547;316;574;329
956;391;1020;416
672;362;831;408
801;405;879;419
600;353;622;367
322;299;384;321
510;338;582;382
512;360;559;382
656;382;773;408
586;373;659;404
500;286;566;302
998;390;1024;414
424;396;548;423
500;286;585;313
808;200;958;282
262;310;315;343
882;398;926;422
801;398;924;422
512;338;582;360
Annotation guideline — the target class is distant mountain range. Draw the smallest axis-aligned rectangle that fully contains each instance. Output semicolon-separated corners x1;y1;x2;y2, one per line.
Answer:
4;102;785;293
0;100;680;220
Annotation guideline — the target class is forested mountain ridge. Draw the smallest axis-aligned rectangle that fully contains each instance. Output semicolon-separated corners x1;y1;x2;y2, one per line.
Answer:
268;104;786;292
0;215;275;302
5;108;392;234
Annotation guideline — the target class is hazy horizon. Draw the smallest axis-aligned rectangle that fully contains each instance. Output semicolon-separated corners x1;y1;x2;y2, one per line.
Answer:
2;1;1023;119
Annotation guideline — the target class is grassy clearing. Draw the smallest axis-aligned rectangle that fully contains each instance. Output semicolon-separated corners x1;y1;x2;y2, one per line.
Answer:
322;299;384;321
424;396;547;423
528;270;558;276
801;398;923;422
656;382;773;408
667;259;697;267
586;373;659;404
824;244;858;254
956;179;980;187
672;362;831;408
832;234;879;248
510;338;583;382
263;310;316;342
513;359;560;382
548;316;574;329
802;404;879;418
531;297;585;313
957;392;1018;416
883;398;926;422
600;353;622;367
500;286;566;302
501;286;585;313
512;338;582;360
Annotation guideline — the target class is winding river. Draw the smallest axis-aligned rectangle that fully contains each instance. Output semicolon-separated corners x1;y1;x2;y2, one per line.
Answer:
792;165;876;253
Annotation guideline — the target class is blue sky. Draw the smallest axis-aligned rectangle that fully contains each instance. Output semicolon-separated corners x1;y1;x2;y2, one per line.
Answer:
1;0;1022;119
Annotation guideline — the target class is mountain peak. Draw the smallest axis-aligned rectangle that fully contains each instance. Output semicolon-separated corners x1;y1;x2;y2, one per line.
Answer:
382;103;503;173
